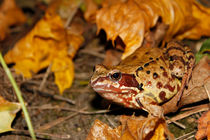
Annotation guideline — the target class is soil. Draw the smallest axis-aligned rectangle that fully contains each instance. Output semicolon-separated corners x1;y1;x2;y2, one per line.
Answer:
0;0;209;140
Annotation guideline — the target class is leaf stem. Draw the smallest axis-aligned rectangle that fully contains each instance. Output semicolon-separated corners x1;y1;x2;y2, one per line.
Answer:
0;53;36;140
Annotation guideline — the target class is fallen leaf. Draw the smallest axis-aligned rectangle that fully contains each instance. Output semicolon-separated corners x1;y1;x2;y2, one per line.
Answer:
0;0;26;41
83;0;99;22
195;111;210;140
87;115;173;140
4;0;84;94
86;119;121;140
96;0;210;59
0;96;21;133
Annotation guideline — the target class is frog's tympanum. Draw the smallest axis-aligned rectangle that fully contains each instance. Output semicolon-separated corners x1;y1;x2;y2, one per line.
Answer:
91;41;195;117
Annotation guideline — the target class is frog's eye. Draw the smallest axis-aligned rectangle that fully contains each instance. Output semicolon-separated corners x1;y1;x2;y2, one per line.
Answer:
110;72;122;81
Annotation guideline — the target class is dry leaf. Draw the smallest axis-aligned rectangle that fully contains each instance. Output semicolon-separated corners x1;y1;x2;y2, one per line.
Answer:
0;96;21;133
4;0;84;94
96;0;210;59
87;115;173;140
0;0;26;41
86;119;121;140
195;111;210;140
83;0;98;22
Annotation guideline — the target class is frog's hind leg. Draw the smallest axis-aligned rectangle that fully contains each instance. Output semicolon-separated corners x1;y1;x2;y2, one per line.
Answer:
177;46;195;105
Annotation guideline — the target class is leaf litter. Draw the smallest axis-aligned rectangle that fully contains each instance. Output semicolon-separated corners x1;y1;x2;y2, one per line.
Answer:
0;0;209;139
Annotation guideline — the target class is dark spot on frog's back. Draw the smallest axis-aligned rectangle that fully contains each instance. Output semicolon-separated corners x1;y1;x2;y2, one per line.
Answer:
159;91;167;101
132;55;137;60
156;82;163;89
144;63;149;67
160;66;165;70
188;55;194;60
153;72;158;79
164;84;175;92
162;72;168;77
177;84;180;91
169;63;174;70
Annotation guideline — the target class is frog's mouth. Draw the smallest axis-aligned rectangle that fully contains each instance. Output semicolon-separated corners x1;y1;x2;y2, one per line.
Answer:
91;77;139;108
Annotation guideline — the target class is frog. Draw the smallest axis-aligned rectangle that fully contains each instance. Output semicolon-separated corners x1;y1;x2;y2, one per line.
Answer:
90;41;195;118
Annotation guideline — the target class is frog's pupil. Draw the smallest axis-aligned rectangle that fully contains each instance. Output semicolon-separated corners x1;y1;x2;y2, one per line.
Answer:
111;72;121;80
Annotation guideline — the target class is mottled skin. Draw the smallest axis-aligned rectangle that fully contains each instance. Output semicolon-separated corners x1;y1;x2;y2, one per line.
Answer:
91;41;195;117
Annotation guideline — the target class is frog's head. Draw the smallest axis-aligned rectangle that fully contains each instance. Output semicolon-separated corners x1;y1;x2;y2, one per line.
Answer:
90;64;142;108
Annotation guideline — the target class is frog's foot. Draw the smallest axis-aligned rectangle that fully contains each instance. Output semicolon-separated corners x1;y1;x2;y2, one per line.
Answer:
136;96;164;118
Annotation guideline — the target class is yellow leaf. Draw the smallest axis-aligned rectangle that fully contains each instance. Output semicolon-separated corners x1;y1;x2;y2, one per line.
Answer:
52;57;74;94
0;96;21;133
4;0;84;94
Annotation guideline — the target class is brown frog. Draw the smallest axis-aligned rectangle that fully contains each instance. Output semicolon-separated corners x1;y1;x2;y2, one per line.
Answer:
90;41;195;117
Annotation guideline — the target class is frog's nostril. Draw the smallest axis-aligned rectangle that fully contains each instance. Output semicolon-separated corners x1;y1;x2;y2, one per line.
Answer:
93;66;96;72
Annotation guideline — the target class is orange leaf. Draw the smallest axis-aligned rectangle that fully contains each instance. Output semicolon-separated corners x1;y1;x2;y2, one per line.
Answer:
0;0;26;40
86;119;121;140
96;0;210;59
87;116;173;140
195;111;210;140
4;0;84;94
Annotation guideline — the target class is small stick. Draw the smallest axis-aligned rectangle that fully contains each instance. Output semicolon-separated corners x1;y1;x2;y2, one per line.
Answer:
104;114;117;128
166;105;209;123
13;129;71;140
39;63;52;90
204;84;210;102
175;130;196;140
180;104;209;111
37;107;86;131
29;105;112;114
64;0;83;28
80;49;106;59
165;116;186;129
21;83;75;105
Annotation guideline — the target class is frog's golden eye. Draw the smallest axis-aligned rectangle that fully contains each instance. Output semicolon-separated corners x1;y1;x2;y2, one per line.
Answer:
110;72;122;81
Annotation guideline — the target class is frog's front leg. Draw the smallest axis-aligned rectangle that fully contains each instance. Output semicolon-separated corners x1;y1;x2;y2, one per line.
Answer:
136;95;164;118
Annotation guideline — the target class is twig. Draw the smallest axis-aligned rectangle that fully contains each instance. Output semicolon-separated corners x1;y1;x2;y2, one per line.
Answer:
175;130;196;140
166;105;209;124
204;84;210;102
39;63;52;90
21;83;75;105
29;105;112;115
64;0;83;28
104;114;117;128
180;104;209;111
37;107;86;131
165;116;186;129
80;49;106;59
0;53;36;140
13;129;71;140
